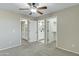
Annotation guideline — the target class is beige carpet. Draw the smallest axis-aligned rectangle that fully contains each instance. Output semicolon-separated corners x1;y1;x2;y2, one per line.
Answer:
0;40;78;56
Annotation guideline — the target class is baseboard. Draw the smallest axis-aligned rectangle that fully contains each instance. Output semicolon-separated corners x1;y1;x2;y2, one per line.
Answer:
0;44;21;51
56;46;79;55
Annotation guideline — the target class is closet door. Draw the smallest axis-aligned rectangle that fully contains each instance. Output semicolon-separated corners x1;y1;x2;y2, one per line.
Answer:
29;20;37;42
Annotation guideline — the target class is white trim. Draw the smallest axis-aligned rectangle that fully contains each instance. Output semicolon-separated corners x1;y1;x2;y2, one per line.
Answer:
44;17;48;44
0;44;21;51
44;19;47;44
56;46;79;55
55;16;58;48
28;20;29;41
20;20;22;45
27;20;29;41
37;20;38;41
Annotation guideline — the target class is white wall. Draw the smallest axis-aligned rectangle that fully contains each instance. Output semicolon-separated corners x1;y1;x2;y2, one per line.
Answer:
53;5;79;54
0;10;21;50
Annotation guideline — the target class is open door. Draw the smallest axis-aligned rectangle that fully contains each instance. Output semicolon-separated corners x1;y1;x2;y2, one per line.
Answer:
21;19;28;41
38;20;45;43
46;17;57;43
28;20;37;42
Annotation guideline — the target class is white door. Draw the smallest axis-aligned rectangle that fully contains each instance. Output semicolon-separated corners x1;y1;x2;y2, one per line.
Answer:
47;17;57;43
38;20;45;43
29;20;37;42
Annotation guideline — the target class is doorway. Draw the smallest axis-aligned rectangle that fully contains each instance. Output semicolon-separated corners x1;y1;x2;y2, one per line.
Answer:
20;17;57;45
37;20;45;44
28;20;38;42
20;19;29;45
46;17;57;44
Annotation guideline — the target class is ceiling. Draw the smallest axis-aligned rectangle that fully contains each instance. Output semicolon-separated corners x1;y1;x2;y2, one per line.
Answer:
0;3;78;17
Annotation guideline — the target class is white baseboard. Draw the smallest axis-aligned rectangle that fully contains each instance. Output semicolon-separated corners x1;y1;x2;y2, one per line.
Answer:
0;44;21;51
56;46;79;55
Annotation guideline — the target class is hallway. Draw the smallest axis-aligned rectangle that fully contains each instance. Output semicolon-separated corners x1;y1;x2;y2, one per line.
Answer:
0;40;78;56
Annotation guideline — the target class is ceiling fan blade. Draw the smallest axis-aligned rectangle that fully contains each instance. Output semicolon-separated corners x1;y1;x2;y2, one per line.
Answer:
37;10;43;15
28;3;32;6
28;3;35;6
19;8;29;10
38;6;47;9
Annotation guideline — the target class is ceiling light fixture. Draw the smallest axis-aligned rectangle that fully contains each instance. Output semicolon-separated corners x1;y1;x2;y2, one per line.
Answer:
31;8;37;13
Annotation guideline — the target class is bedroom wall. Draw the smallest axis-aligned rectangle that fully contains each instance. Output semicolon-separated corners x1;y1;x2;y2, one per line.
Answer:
0;10;21;50
53;5;79;54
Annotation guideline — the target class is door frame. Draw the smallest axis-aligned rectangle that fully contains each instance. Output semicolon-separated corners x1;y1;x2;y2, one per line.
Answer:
45;16;57;44
37;20;46;43
20;18;29;44
28;20;38;42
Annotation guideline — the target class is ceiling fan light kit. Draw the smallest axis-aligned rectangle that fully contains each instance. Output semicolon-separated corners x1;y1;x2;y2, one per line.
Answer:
30;8;37;13
19;3;47;15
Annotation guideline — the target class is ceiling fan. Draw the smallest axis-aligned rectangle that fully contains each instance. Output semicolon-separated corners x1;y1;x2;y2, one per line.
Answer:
19;3;47;15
